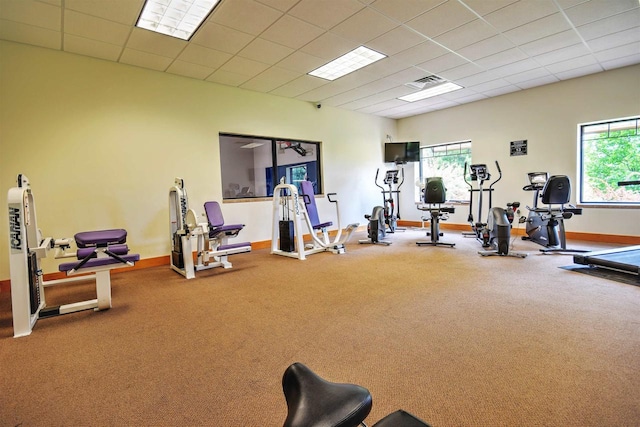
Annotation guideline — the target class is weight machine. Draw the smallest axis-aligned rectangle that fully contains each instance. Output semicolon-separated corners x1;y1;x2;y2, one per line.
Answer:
8;174;139;338
271;179;358;260
169;178;251;279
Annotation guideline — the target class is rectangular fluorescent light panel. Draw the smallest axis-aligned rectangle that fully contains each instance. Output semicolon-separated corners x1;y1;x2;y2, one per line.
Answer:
136;0;221;40
308;46;386;81
240;143;264;149
399;82;463;102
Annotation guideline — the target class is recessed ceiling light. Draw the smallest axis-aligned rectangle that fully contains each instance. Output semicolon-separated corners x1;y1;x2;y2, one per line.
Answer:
136;0;221;41
398;82;463;102
308;46;386;81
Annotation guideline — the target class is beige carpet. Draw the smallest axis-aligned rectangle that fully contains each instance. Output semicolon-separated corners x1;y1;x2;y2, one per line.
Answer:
1;229;639;426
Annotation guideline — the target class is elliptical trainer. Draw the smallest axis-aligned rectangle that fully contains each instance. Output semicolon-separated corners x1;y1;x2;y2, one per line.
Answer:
376;167;404;233
463;161;527;258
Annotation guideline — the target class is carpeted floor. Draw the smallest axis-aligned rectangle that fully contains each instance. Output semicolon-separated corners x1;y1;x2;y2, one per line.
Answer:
1;229;639;426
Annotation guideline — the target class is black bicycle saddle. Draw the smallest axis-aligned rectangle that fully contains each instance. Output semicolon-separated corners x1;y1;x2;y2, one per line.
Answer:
282;362;373;427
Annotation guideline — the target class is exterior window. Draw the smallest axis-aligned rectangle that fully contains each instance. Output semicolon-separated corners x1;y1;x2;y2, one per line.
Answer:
219;134;321;199
578;117;640;205
420;141;472;202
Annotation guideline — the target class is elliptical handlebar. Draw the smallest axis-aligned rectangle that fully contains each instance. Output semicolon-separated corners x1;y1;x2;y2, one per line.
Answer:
489;160;503;189
374;168;385;192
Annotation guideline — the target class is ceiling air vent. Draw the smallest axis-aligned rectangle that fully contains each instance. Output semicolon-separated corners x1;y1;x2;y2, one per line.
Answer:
405;75;447;90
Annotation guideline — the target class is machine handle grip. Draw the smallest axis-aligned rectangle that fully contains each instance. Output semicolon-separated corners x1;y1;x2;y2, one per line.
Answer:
327;193;337;203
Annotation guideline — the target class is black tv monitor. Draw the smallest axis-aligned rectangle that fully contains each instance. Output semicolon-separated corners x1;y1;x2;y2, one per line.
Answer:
384;141;420;163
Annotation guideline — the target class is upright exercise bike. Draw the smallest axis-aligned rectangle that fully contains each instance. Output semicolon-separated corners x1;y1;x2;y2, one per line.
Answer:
282;362;431;427
464;162;526;258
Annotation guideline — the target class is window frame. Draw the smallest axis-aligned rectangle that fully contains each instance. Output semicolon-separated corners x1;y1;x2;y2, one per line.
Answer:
219;133;322;201
577;116;640;207
419;140;472;203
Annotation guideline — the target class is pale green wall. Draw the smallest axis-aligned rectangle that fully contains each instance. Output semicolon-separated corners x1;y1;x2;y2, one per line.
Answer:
1;40;639;280
0;41;396;278
397;64;640;238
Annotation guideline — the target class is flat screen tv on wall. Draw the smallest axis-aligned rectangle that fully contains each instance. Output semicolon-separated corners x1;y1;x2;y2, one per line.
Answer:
384;142;420;163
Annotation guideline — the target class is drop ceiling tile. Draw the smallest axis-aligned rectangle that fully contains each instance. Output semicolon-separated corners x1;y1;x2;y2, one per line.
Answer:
515;74;559;89
368;0;445;23
457;0;519;17
64;10;130;46
563;0;639;26
206;69;251;86
437;61;484;80
600;52;640;70
288;0;364;30
218;55;271;77
126;27;186;58
416;53;469;74
503;12;572;45
405;1;477;38
483;0;559;32
385;65;436;84
260;15;325;50
481;85;520;97
211;0;283;36
255;0;299;12
503;66;552;84
64;34;122;60
271;75;328;98
166;60;215;80
488;57;541;78
474;47;528;70
545;53;598;74
238;37;294;65
119;48;173;71
367;26;426;56
457;70;504;86
275;50;326;74
330;7;398;44
0;0;60;30
363;56;415;77
466;79;511;93
64;0;142;25
554;63;603;80
518;29;582;56
392;40;449;65
577;9;640;41
457;35;514;61
532;43;591;66
434;18;500;51
299;32;359;60
177;43;232;69
587;27;640;52
0;19;60;49
191;22;254;55
241;66;300;92
594;42;640;62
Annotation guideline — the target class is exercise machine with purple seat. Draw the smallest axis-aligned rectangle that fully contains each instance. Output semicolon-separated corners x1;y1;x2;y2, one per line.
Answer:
271;179;358;260
169;178;251;279
282;362;431;427
7;174;139;338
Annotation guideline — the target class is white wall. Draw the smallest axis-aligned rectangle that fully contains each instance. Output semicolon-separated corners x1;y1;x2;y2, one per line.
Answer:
397;64;640;238
0;41;396;278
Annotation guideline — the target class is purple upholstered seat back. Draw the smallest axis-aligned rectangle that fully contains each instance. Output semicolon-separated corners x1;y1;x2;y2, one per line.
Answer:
204;201;225;227
300;181;320;227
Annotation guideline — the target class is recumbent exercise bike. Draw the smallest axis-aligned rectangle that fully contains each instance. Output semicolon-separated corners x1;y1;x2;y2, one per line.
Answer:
519;172;586;254
416;177;455;248
282;362;431;427
463;162;526;258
